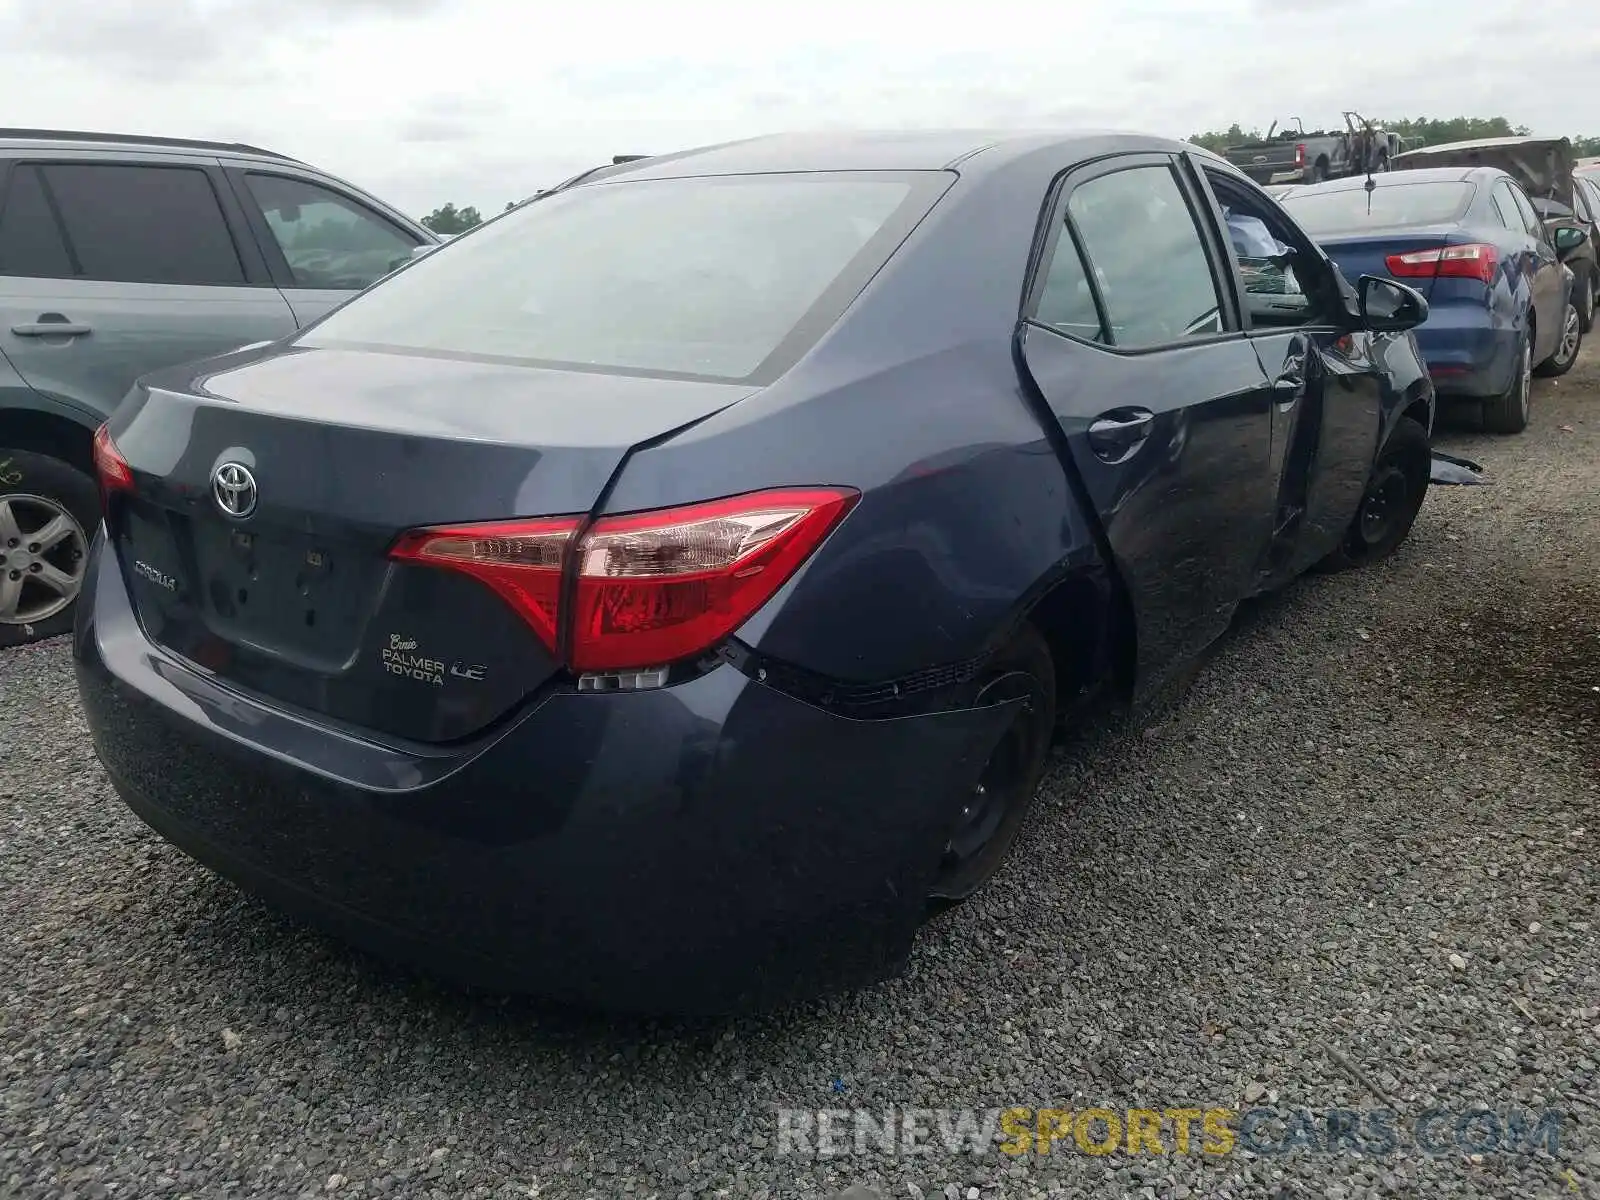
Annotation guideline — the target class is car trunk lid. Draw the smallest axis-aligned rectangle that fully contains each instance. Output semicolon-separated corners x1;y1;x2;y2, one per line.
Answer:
1313;224;1464;302
107;346;756;743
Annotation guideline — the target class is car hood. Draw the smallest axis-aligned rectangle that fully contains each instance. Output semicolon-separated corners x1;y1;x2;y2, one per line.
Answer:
1393;137;1574;206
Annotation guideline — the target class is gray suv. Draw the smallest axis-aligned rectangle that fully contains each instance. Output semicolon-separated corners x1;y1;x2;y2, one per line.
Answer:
0;128;437;646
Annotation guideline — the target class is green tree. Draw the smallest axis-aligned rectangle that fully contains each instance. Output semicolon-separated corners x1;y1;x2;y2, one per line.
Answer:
421;203;483;235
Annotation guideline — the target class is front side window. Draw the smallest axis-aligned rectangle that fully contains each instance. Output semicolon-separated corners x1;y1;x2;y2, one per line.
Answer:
12;163;246;286
246;174;420;291
302;171;944;381
1064;164;1224;347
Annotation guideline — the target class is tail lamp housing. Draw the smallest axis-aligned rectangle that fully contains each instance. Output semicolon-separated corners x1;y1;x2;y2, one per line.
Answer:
1385;242;1499;285
92;423;134;507
389;487;859;674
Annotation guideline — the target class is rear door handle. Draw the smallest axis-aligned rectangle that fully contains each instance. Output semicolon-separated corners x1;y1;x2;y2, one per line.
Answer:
1087;408;1155;461
11;319;92;337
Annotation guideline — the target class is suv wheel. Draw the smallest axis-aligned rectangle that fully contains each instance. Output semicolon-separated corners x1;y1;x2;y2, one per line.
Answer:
1580;267;1597;333
0;450;98;648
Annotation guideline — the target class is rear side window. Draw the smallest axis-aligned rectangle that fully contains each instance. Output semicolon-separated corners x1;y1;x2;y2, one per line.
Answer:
33;163;246;286
0;166;74;278
1489;183;1523;231
1034;227;1106;343
302;171;947;382
1063;164;1224;347
1505;182;1543;238
244;173;420;291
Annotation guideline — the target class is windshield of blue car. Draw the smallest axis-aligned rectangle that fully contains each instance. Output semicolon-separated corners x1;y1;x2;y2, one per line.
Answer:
1280;181;1477;234
300;171;947;383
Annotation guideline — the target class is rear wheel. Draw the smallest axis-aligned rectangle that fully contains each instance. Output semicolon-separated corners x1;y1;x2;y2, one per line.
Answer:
0;449;97;648
1534;299;1582;379
1483;334;1533;435
1577;266;1596;333
927;623;1056;906
1319;417;1431;572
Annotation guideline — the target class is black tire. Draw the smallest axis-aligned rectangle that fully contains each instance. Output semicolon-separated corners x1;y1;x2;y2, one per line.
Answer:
0;449;98;649
1534;298;1582;379
1318;416;1431;572
1310;159;1329;183
1577;265;1596;334
927;623;1056;907
1483;333;1533;435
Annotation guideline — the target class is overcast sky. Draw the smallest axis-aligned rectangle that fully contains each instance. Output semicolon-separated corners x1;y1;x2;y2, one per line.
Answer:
1;0;1595;217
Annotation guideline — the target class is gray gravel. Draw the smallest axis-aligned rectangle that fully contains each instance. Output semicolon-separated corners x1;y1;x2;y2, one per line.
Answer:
3;350;1599;1200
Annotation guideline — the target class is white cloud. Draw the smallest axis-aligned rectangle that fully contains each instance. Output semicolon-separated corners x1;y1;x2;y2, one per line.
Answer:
1;0;1595;216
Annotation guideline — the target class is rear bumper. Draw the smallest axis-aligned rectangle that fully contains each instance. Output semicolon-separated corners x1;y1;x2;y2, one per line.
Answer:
74;533;1016;1014
1414;305;1516;399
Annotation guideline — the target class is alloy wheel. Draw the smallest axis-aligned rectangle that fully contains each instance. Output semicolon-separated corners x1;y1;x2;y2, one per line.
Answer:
1556;304;1582;367
0;494;89;626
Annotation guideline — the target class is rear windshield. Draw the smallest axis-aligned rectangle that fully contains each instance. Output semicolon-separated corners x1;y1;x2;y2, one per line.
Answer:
1281;181;1476;234
300;171;946;383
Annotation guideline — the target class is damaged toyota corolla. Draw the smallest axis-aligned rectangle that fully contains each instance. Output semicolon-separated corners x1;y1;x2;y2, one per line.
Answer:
75;131;1436;1014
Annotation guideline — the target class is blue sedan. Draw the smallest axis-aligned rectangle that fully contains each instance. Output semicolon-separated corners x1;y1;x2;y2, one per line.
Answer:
78;131;1436;1013
1280;167;1583;433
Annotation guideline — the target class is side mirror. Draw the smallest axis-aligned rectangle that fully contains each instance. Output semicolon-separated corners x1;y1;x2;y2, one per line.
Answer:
1553;225;1587;257
1356;274;1428;332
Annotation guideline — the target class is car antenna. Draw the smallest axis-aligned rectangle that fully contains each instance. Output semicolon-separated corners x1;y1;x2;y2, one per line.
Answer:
1355;110;1379;215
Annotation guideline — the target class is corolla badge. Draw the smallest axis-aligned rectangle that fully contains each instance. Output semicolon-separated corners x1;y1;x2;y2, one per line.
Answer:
212;461;258;518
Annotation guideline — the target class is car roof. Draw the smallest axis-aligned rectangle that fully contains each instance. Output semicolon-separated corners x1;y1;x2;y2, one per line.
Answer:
1403;135;1566;155
574;129;1193;182
0;127;303;166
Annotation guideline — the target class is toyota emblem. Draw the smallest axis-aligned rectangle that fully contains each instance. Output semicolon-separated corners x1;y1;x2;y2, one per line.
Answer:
212;461;258;519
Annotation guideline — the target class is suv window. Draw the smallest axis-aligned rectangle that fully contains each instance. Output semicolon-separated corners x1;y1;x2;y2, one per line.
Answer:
1505;182;1544;239
1064;164;1223;347
30;163;246;286
245;173;419;291
1573;181;1594;225
0;166;74;278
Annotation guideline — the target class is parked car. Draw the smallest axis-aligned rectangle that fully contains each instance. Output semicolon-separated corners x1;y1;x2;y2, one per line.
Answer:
78;130;1434;1014
1281;166;1582;434
1225;112;1400;185
1393;135;1596;332
0;128;438;646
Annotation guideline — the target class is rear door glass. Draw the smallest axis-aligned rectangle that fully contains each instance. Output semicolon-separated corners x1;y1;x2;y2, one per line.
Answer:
36;163;247;285
1064;164;1224;346
244;173;420;291
0;166;74;278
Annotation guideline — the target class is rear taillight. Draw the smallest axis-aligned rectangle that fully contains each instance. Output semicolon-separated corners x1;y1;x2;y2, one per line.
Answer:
92;423;134;504
1385;243;1498;285
1295;143;1306;168
388;515;576;651
390;487;859;673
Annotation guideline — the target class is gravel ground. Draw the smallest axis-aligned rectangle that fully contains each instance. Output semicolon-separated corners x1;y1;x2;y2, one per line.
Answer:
3;349;1598;1200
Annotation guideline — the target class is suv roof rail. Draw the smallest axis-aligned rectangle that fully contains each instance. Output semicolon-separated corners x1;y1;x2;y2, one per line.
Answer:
0;127;304;163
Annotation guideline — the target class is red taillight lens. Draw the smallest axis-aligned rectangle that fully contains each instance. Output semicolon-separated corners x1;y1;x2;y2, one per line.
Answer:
1385;243;1498;285
569;487;858;671
388;515;579;651
92;423;134;503
1295;143;1306;167
390;487;859;673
